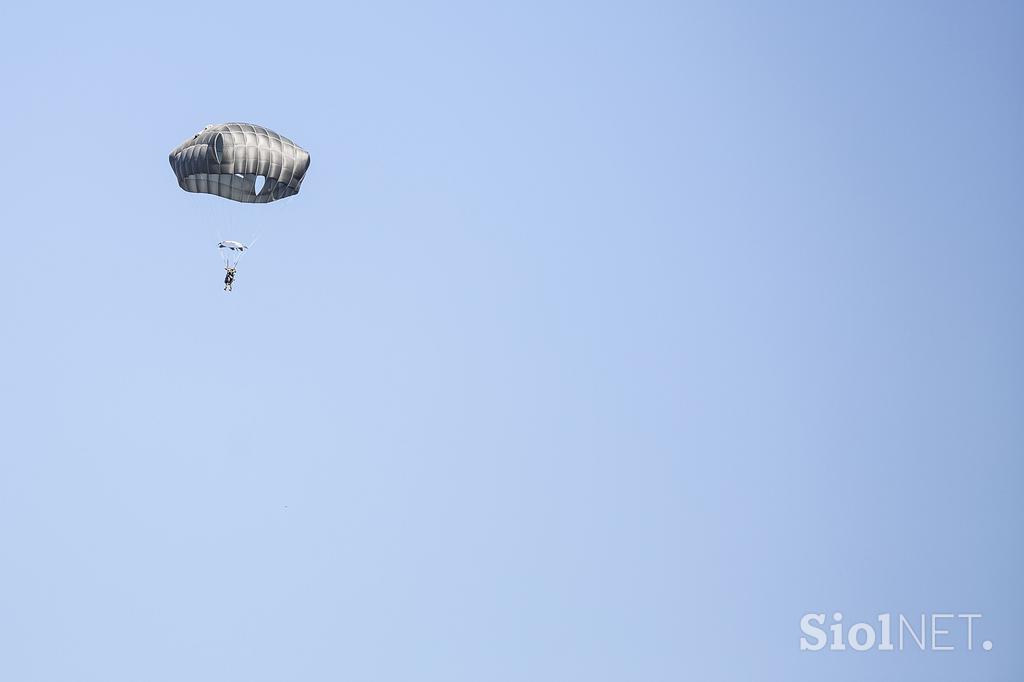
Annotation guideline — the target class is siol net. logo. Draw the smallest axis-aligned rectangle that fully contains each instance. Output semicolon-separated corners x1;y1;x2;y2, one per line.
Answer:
800;612;992;652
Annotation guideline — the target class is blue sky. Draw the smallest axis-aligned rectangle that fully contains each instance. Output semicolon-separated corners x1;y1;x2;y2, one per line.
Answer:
0;2;1021;680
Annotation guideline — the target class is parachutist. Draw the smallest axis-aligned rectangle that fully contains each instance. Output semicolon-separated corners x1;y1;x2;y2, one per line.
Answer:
170;124;309;289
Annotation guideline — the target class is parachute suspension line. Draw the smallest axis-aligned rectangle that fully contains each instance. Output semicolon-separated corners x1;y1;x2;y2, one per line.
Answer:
215;199;226;245
213;200;225;265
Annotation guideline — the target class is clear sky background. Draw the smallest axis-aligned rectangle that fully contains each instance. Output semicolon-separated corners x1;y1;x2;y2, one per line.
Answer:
0;2;1021;680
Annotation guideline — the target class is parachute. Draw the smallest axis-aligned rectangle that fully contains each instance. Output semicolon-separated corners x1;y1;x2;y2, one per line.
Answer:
169;123;310;290
169;123;311;203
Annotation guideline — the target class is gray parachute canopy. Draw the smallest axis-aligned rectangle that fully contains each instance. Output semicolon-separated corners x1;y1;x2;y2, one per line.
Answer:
169;123;310;203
